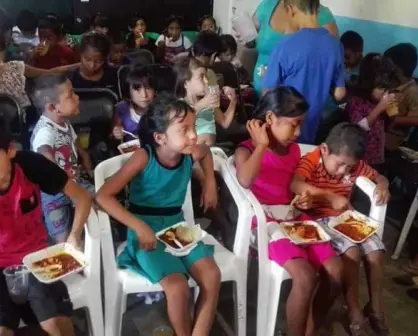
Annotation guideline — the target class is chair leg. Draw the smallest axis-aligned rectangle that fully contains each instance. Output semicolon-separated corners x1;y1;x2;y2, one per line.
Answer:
233;278;247;336
85;302;104;336
262;274;283;336
105;289;126;336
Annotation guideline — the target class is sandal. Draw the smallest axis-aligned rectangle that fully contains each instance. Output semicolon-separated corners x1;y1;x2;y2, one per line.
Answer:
363;303;390;336
349;320;374;336
402;262;418;276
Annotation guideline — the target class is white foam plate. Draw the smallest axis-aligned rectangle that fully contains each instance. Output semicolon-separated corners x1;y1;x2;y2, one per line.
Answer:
118;139;141;154
328;210;380;243
279;220;331;245
23;243;87;284
156;222;203;255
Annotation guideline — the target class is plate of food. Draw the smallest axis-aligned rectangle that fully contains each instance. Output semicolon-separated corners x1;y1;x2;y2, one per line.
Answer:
118;139;141;154
156;222;203;254
279;220;330;245
328;210;380;243
23;243;87;284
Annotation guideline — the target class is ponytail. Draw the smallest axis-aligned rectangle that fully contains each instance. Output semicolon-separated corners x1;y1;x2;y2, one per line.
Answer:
137;113;154;147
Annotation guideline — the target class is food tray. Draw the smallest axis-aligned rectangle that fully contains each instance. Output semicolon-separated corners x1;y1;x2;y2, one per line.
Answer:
23;243;87;284
279;220;331;245
328;210;380;243
156;222;203;253
118;139;141;154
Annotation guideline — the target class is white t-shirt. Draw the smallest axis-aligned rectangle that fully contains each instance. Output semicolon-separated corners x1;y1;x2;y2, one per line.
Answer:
31;116;79;178
155;34;192;50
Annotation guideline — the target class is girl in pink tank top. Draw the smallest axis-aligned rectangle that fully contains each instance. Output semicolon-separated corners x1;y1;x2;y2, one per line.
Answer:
234;87;342;336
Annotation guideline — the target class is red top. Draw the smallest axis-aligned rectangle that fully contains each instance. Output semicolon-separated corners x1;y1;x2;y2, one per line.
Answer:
0;164;48;268
31;45;76;69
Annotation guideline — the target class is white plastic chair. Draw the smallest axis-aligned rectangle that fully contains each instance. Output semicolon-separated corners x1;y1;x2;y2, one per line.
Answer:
95;148;252;336
225;144;387;336
19;209;103;335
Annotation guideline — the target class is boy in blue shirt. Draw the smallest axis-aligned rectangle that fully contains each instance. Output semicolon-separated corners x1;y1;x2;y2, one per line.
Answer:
263;0;346;144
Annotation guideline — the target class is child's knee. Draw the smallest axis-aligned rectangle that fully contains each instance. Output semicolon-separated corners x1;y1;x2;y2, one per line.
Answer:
40;316;72;334
324;256;344;284
161;274;190;300
291;264;317;294
200;263;221;291
343;246;362;263
366;250;384;269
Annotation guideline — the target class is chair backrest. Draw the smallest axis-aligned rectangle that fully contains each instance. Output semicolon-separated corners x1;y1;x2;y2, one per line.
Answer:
0;93;27;148
126;49;154;67
83;208;102;281
117;65;132;100
150;64;176;93
212;61;240;89
95;147;227;274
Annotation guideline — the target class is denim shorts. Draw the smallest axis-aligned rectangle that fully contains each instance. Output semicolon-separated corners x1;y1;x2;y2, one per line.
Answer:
42;179;94;241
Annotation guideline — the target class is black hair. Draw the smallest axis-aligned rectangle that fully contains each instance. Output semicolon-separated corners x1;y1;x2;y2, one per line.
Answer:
325;122;367;160
384;43;418;78
79;31;111;56
253;86;308;121
0;117;12;151
220;34;237;55
137;92;194;146
282;0;320;15
31;74;68;109
198;15;217;30
341;30;364;53
92;14;110;29
166;15;182;29
173;57;205;97
16;10;38;33
127;65;158;92
129;15;147;29
0;8;13;36
355;53;402;99
190;32;223;57
38;15;63;37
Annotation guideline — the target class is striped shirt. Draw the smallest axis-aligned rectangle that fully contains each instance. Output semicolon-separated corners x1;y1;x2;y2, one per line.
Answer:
294;148;378;218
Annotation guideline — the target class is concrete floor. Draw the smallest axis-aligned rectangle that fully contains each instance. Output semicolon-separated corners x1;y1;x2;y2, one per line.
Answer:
74;204;418;336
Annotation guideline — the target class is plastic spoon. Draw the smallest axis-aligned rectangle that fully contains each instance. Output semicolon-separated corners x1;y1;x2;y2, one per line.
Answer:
122;130;138;139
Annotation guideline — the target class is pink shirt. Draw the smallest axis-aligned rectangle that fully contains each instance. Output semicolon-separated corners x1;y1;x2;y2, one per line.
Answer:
239;140;301;205
347;96;385;165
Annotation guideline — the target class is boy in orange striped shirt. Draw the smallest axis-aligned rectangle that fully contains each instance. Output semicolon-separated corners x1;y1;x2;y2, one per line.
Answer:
291;123;390;336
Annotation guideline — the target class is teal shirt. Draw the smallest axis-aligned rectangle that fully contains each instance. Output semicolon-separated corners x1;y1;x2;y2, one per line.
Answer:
254;0;336;95
195;107;216;136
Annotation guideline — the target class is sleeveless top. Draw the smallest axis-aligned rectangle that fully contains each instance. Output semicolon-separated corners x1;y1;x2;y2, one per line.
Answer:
239;140;301;205
129;145;193;215
254;0;335;95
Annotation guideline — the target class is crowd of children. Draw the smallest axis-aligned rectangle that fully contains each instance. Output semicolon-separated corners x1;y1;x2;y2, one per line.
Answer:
0;0;418;334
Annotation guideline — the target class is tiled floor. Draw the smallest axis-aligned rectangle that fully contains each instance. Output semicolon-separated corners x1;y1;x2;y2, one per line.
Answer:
75;210;418;335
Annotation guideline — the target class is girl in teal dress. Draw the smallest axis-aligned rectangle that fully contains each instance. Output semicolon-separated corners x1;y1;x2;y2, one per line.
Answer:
96;94;221;336
249;0;338;96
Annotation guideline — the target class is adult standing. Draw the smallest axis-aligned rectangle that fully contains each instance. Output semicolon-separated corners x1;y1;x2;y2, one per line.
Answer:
245;0;338;95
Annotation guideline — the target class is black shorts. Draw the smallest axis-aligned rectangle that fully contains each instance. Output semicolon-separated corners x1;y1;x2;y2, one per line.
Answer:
0;270;73;331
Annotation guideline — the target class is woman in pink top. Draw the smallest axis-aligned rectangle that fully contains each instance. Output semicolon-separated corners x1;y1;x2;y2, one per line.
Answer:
234;87;343;336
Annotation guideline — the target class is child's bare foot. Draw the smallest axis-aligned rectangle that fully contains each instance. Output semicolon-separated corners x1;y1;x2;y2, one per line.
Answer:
349;319;374;336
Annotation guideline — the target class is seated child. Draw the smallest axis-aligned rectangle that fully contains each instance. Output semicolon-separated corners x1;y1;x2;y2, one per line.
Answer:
29;16;76;69
263;0;346;145
126;15;156;53
156;15;192;64
112;65;156;141
235;87;342;336
108;30;131;67
341;30;364;84
0;118;91;335
198;15;218;34
174;57;237;146
90;14;110;35
96;93;221;336
68;31;118;94
30;75;94;244
346;53;402;168
384;43;418;151
12;9;39;60
219;34;250;84
291;122;390;336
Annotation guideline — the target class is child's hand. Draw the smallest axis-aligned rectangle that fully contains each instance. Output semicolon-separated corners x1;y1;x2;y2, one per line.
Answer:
295;191;312;210
377;93;397;113
113;126;124;140
246;119;269;149
330;194;351;211
157;40;166;47
200;92;219;110
200;178;218;213
223;86;237;103
137;226;157;250
375;183;390;205
67;233;82;251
